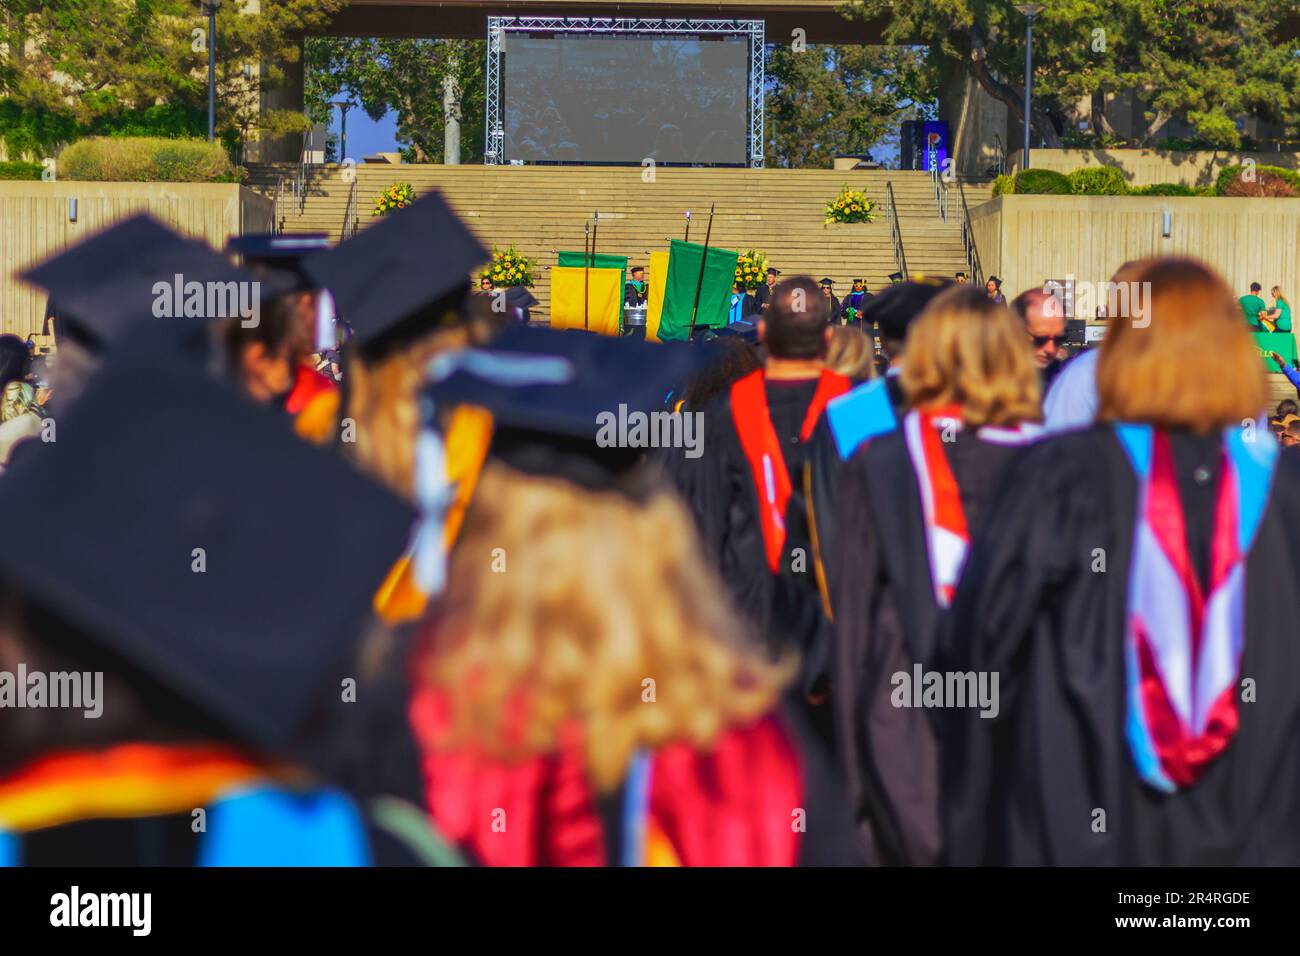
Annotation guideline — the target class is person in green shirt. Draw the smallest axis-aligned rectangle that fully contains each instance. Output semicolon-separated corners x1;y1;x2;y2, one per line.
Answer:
1240;282;1268;330
1264;285;1293;332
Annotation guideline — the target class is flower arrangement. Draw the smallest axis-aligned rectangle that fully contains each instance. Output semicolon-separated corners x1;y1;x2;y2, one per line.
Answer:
734;249;769;291
484;245;534;288
824;185;878;225
373;182;415;216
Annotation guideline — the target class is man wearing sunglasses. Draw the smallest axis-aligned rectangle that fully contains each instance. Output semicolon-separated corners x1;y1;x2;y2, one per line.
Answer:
1011;287;1069;386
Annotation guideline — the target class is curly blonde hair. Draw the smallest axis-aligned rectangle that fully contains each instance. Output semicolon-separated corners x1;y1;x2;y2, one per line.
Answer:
420;461;794;791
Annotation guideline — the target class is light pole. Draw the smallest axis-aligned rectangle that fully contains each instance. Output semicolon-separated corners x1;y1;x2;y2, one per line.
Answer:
201;1;221;142
1014;3;1044;170
331;100;355;163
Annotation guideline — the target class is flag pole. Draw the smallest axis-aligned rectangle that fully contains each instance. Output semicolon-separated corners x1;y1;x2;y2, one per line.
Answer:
583;220;590;331
684;209;692;242
687;203;715;338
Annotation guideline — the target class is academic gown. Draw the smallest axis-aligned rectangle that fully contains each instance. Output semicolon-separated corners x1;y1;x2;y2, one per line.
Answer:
819;427;1025;865
678;379;827;663
940;426;1300;865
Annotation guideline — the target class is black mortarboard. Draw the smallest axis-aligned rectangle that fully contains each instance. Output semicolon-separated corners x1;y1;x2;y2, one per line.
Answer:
767;267;780;276
864;278;952;344
819;277;834;286
0;328;414;754
21;214;282;352
888;271;905;284
505;286;538;309
227;232;331;291
301;190;487;357
422;326;704;493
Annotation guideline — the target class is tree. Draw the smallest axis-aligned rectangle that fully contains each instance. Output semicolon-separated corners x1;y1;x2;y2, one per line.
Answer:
0;0;341;159
304;37;484;163
765;44;935;168
846;0;1300;149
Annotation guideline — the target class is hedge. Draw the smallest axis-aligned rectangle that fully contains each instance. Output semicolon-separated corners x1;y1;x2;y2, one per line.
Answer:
1130;183;1201;196
1067;166;1129;195
57;136;238;183
1214;164;1300;197
1014;168;1071;194
0;160;43;180
991;173;1016;196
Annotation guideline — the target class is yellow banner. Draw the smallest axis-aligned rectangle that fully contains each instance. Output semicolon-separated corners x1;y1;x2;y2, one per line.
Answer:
550;267;622;336
646;250;671;342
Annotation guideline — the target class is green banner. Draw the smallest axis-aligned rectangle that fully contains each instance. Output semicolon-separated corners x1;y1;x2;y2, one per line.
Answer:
657;239;739;342
557;251;627;331
1254;332;1297;372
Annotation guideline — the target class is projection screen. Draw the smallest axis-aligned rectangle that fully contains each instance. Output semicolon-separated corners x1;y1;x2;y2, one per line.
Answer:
501;33;750;165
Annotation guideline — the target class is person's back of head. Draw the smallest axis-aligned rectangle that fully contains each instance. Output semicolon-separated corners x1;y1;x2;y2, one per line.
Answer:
0;333;31;393
683;336;761;409
1278;399;1300;420
761;276;831;360
824;325;876;379
1098;257;1268;432
1250;282;1262;294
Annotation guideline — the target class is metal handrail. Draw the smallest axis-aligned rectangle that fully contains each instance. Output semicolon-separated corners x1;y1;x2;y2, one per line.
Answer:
954;177;984;286
273;175;284;234
341;175;359;241
929;159;949;223
992;133;1007;176
885;181;909;279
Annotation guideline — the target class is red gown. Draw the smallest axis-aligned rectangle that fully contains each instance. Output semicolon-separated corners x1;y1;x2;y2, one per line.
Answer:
409;687;806;866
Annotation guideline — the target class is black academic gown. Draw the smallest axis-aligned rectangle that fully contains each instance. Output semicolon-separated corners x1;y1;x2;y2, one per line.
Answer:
940;426;1300;865
820;426;1025;865
679;379;827;666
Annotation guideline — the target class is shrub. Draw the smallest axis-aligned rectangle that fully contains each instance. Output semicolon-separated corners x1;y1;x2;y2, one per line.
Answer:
0;160;43;180
1214;164;1300;197
1131;183;1198;197
57;136;236;182
1067;166;1129;195
991;173;1016;196
1013;168;1071;194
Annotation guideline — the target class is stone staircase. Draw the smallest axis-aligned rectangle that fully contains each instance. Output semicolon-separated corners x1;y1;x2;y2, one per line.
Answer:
245;163;993;321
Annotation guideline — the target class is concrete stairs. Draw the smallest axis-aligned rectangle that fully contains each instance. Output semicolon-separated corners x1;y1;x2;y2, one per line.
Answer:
244;163;992;321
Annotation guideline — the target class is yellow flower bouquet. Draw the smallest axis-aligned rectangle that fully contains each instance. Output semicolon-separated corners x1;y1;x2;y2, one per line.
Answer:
824;185;878;225
483;244;534;288
373;182;415;216
734;249;769;291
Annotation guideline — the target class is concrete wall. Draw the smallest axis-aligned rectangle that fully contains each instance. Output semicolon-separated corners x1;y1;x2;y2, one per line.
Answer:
965;195;1300;309
0;182;273;338
1009;149;1300;188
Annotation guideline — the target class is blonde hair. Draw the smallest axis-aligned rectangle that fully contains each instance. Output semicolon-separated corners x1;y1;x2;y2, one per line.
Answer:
825;325;877;379
1097;257;1268;430
899;284;1042;427
420;461;794;791
344;325;470;500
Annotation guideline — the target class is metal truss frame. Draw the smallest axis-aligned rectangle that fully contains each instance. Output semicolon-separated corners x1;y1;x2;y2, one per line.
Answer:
485;17;765;167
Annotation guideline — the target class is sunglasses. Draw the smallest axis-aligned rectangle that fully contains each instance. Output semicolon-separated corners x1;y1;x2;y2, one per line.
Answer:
1030;333;1068;348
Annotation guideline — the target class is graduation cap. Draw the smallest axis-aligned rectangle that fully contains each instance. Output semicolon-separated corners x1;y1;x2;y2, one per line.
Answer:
300;190;487;358
0;326;414;754
766;267;780;276
863;278;953;344
505;286;538;310
819;277;835;286
422;326;704;494
227;232;331;292
21;214;282;352
888;271;905;284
